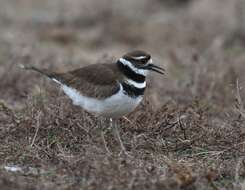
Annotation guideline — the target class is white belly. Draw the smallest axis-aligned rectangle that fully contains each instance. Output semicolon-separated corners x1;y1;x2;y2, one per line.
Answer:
61;84;143;118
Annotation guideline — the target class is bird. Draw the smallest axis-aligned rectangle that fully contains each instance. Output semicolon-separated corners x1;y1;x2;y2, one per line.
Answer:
20;50;165;154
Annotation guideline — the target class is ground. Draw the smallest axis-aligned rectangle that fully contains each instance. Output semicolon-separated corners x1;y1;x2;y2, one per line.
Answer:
1;0;245;189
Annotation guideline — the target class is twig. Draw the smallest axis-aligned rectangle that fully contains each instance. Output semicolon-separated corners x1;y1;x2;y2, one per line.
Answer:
235;157;245;184
122;116;134;125
30;111;42;147
128;170;137;190
235;79;245;119
178;114;187;140
101;131;112;156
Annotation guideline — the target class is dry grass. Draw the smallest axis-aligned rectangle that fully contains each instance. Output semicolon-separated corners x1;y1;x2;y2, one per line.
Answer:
1;0;245;189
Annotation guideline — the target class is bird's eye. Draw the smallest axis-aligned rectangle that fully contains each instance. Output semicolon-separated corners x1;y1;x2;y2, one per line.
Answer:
141;58;152;67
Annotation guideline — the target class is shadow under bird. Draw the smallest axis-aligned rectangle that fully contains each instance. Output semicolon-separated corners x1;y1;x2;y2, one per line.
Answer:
20;50;165;154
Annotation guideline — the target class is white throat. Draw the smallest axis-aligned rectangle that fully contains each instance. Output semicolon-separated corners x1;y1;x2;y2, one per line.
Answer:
119;58;148;76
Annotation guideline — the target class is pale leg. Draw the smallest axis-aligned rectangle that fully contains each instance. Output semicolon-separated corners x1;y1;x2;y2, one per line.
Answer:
100;118;112;155
110;118;128;155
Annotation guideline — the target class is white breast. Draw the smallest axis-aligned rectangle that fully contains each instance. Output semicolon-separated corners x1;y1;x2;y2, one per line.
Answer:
61;84;143;118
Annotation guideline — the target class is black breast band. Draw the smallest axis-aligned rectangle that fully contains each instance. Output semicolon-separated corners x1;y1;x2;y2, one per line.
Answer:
121;82;145;97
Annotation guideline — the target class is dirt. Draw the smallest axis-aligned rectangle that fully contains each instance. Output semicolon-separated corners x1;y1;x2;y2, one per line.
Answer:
1;0;245;189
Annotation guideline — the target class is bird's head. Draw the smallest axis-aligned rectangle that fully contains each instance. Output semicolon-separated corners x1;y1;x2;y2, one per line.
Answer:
119;50;165;76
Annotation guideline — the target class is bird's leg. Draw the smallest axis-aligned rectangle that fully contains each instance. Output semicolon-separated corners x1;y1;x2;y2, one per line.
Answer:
111;118;129;156
100;118;112;155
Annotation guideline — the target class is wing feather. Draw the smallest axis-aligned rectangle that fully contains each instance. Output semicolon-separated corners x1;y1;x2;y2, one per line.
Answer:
53;64;121;99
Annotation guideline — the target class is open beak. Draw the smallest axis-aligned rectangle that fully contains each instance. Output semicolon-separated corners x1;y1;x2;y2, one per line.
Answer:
144;64;165;75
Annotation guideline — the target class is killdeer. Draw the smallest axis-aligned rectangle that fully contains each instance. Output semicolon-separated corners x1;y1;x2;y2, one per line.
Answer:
20;50;164;153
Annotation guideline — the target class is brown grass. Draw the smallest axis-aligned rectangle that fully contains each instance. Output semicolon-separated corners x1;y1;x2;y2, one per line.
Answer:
1;0;245;189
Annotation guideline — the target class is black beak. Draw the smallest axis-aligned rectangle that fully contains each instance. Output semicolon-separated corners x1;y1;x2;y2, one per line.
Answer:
144;64;165;75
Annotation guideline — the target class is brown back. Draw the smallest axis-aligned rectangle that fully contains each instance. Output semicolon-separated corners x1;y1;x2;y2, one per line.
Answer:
52;63;123;99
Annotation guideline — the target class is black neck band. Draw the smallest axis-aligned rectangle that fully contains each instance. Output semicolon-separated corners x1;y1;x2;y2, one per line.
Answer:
117;61;145;83
121;82;145;97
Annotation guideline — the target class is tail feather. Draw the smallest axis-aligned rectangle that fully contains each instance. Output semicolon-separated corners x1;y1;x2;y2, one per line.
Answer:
19;64;61;84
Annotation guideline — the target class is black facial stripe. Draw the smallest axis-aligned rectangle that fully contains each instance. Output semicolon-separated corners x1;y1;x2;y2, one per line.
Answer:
117;61;145;83
121;82;145;97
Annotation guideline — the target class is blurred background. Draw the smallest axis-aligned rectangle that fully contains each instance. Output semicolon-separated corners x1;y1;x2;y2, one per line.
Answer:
2;1;245;189
0;0;245;108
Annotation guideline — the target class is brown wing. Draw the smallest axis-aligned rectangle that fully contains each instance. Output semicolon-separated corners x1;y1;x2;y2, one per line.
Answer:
52;63;121;99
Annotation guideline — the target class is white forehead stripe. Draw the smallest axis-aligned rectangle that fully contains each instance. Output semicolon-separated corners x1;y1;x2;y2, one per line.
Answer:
132;56;147;60
126;79;146;89
119;58;148;76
